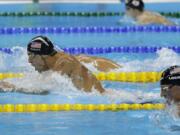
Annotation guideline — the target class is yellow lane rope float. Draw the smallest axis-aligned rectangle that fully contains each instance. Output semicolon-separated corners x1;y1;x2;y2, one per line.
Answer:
0;73;24;80
0;72;162;83
0;104;165;113
94;72;162;83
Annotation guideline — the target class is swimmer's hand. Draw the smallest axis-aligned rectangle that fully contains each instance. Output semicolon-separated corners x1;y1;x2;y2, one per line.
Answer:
0;81;15;90
0;81;49;95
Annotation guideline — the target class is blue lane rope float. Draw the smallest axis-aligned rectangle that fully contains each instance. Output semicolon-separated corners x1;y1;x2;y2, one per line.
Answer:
1;46;180;55
0;48;13;54
63;46;180;54
0;103;165;112
0;26;179;34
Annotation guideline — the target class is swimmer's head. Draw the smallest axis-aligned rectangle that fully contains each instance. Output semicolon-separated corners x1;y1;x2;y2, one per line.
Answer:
125;0;144;12
27;36;57;56
27;36;57;72
160;65;180;103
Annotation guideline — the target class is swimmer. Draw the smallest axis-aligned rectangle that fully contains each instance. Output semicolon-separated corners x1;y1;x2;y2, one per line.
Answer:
0;36;121;94
123;0;174;25
160;65;180;116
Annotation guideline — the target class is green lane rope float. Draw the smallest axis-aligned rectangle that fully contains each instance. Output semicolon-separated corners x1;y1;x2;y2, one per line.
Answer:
160;12;180;18
0;12;123;17
0;103;165;113
0;11;179;18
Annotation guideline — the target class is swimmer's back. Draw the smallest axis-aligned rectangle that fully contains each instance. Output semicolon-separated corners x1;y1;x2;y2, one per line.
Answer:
75;54;121;72
137;11;174;25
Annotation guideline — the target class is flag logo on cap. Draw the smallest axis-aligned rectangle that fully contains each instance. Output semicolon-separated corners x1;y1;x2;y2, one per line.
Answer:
31;42;42;49
29;42;42;51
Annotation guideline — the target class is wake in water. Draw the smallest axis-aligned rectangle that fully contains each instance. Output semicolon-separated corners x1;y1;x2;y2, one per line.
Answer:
118;15;137;26
151;104;180;132
119;48;180;72
0;46;179;103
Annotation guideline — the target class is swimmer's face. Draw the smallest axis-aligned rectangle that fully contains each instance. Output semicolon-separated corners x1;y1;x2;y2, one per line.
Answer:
161;85;180;104
28;52;49;72
126;8;141;18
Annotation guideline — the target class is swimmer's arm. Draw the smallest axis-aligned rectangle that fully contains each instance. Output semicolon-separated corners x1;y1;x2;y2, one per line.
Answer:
75;55;121;72
53;56;105;93
0;81;49;95
0;81;15;90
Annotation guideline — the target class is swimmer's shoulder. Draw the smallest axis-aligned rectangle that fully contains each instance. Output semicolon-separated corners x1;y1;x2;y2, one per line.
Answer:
55;52;80;64
138;11;161;21
56;51;71;58
75;54;96;59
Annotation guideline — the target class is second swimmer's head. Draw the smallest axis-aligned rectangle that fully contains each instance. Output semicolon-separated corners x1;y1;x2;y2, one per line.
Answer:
125;0;144;12
160;65;180;104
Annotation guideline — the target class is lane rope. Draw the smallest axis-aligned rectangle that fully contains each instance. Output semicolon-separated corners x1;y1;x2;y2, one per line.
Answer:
63;46;180;54
0;103;165;112
0;48;13;54
0;72;162;83
94;72;162;83
0;11;123;17
1;46;180;55
0;73;24;80
0;11;179;18
0;26;179;34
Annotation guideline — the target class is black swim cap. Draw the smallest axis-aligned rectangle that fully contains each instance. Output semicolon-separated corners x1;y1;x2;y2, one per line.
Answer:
126;0;144;11
27;36;57;55
160;65;180;86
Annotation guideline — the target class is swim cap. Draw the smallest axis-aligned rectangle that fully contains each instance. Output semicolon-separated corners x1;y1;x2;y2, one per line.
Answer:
27;36;57;56
125;0;144;11
160;65;180;86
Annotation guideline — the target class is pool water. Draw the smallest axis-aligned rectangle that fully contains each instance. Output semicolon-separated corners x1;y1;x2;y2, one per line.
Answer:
0;3;180;135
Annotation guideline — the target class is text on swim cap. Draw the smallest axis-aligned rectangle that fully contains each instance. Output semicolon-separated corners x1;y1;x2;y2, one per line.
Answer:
169;76;180;80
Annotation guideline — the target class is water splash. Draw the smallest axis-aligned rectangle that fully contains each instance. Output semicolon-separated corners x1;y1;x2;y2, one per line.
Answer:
118;15;137;26
1;46;179;103
119;48;180;72
151;104;180;132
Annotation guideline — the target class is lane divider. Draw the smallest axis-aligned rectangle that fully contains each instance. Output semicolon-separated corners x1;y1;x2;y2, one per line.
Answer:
0;72;162;83
0;103;165;112
1;46;180;55
61;46;180;54
0;11;123;17
0;11;179;18
0;48;13;54
0;73;24;80
94;72;162;83
0;26;179;34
